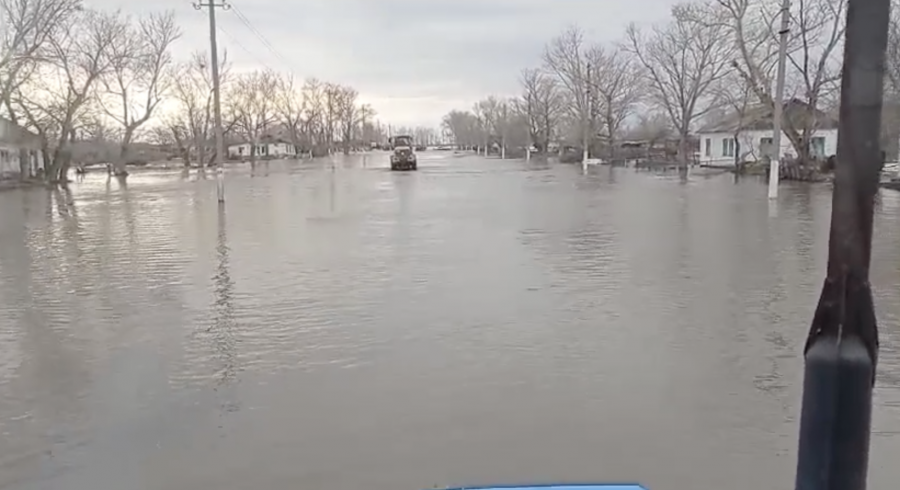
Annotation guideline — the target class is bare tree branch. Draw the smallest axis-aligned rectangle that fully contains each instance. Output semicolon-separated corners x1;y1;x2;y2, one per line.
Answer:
517;67;563;152
99;10;180;174
586;44;644;160
623;2;733;166
225;69;278;165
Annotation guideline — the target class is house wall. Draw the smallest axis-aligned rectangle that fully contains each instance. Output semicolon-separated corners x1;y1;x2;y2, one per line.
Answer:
0;118;42;179
696;128;838;167
0;146;41;179
0;145;20;178
267;143;296;157
228;143;252;158
227;143;297;158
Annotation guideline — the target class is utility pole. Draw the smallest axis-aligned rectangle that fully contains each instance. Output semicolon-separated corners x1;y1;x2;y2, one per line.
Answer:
583;62;591;169
194;0;229;204
768;0;791;200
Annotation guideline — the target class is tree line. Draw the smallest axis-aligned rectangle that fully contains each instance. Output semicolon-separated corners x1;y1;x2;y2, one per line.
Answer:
442;0;900;165
0;0;393;183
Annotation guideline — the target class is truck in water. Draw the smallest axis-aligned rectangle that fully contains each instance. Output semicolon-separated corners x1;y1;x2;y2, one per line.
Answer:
389;135;417;171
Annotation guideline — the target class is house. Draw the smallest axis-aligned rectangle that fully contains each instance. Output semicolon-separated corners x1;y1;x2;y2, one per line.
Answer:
227;136;298;160
696;99;838;167
0;117;42;180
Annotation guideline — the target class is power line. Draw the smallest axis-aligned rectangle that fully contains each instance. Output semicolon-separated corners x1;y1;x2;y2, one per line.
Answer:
228;3;294;70
191;3;274;71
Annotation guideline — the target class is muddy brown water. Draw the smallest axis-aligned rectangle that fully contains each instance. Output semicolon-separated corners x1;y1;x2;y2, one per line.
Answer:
2;153;900;490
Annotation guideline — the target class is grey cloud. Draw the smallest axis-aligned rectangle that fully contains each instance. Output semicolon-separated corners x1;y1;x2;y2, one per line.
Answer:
93;0;681;125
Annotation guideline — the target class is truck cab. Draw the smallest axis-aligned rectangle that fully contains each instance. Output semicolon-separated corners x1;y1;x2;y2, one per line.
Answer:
389;135;417;171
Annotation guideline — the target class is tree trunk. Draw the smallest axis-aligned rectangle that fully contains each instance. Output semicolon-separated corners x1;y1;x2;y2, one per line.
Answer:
732;131;741;173
58;157;72;184
678;130;690;170
113;128;135;177
39;147;51;181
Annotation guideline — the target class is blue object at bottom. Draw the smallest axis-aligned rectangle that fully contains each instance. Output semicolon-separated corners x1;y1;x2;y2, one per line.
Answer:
437;485;647;490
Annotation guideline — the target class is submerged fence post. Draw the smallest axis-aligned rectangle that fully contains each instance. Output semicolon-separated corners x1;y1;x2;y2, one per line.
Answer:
794;0;890;489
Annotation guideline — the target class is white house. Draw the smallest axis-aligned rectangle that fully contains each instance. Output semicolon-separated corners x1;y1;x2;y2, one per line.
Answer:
0;117;42;180
696;100;838;167
227;137;298;160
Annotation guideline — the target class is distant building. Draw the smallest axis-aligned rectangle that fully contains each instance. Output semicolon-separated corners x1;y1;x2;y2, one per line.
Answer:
696;99;838;167
227;136;298;159
0;117;42;180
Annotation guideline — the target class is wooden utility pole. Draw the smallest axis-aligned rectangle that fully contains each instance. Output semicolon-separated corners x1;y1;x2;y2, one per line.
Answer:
583;62;591;168
768;0;791;199
194;0;229;204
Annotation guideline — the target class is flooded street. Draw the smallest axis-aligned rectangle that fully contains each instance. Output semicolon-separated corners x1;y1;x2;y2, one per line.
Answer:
3;153;900;490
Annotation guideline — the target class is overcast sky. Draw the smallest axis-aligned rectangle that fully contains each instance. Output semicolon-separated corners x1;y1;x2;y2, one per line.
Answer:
92;0;682;128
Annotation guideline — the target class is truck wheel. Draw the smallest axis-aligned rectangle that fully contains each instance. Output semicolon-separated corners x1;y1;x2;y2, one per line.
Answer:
411;163;417;170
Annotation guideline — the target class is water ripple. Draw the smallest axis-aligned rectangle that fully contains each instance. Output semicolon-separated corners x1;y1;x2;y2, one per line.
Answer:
1;156;900;490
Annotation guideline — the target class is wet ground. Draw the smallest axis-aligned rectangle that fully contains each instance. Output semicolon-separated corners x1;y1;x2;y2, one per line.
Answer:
1;152;900;490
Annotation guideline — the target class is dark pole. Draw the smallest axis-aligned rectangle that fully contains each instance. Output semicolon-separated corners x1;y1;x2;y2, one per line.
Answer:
794;0;890;488
193;0;230;203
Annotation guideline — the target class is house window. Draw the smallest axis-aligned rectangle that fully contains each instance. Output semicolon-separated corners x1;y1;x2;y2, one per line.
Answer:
810;136;826;157
704;138;711;156
721;138;735;157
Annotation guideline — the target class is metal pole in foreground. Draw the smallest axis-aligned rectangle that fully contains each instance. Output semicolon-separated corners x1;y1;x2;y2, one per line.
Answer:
768;0;791;199
194;0;229;204
794;0;889;488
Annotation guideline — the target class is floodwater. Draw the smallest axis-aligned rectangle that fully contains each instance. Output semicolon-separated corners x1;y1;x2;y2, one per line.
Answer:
1;153;900;490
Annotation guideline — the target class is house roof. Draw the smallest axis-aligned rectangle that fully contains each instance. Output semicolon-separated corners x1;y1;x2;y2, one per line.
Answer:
697;99;838;134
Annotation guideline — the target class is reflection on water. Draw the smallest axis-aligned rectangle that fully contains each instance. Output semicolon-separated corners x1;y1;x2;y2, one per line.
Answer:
210;204;238;401
1;154;900;490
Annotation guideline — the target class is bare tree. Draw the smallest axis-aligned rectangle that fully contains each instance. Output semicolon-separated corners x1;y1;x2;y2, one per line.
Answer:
883;0;900;161
715;0;845;163
335;85;358;154
168;50;231;167
100;11;180;175
356;103;376;145
623;3;733;168
274;74;303;156
517;68;563;152
542;25;590;146
473;96;502;153
586;44;644;161
299;78;324;154
887;0;900;93
226;69;278;165
470;102;486;152
15;8;127;183
441;109;481;149
632;111;675;146
412;126;436;146
322;82;341;153
0;0;82;124
784;0;845;114
494;99;511;157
